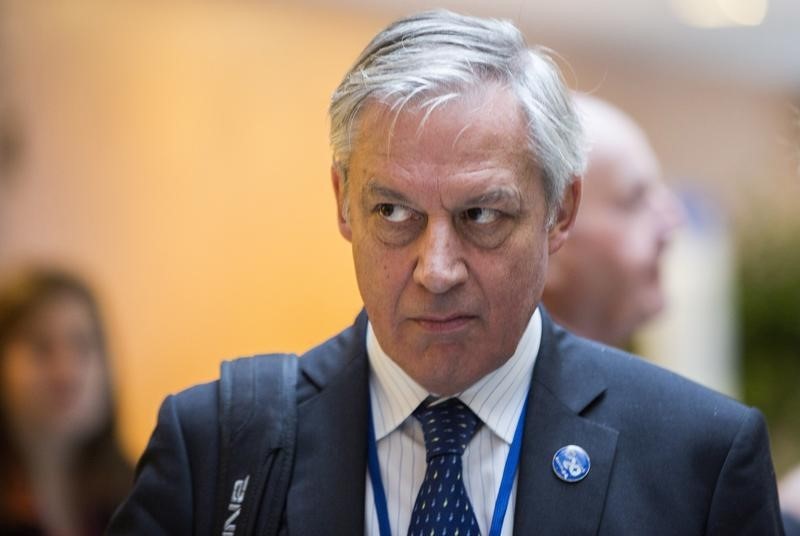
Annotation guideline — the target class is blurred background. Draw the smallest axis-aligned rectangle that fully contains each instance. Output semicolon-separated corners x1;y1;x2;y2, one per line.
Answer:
0;0;797;476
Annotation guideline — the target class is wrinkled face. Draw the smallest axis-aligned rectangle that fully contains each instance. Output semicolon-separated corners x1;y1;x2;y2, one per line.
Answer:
333;85;578;395
547;125;682;346
0;293;108;447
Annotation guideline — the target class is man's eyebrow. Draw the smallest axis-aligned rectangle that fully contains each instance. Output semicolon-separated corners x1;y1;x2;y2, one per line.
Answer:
462;187;521;207
363;181;413;204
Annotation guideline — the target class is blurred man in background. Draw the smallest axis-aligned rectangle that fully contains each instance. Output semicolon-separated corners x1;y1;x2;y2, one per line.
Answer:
543;94;683;347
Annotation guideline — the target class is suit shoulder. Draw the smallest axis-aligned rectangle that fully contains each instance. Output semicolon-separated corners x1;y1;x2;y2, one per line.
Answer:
150;381;219;459
170;379;219;415
294;311;368;401
561;331;753;429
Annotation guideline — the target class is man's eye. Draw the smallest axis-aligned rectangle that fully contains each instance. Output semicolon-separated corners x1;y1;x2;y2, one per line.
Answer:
463;207;501;224
376;203;414;223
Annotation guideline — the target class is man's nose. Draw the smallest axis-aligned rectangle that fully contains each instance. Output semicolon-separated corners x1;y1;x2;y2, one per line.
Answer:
413;217;468;294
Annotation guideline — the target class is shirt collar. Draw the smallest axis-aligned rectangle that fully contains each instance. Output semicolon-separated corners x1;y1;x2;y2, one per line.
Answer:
367;308;542;444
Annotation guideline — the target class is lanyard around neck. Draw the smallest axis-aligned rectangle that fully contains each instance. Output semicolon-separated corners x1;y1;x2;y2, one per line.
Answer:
367;392;530;536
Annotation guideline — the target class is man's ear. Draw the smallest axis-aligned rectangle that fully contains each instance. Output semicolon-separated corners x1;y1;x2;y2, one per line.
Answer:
331;164;352;242
547;178;581;254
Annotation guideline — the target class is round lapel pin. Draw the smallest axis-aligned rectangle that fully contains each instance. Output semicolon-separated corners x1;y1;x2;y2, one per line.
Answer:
552;444;591;482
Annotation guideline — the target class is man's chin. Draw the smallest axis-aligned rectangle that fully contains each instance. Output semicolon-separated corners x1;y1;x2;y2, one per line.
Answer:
392;349;480;394
412;370;476;397
621;292;666;343
643;290;667;321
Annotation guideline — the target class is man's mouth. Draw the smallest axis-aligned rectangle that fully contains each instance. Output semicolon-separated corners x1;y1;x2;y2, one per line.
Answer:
412;314;477;333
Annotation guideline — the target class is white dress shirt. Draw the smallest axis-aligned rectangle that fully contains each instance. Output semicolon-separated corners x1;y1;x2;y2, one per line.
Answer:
365;308;542;536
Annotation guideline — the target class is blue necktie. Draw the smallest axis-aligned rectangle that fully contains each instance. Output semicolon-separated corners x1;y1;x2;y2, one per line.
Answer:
408;398;483;536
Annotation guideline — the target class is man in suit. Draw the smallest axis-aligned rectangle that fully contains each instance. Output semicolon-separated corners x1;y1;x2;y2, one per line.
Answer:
109;10;783;535
543;94;683;347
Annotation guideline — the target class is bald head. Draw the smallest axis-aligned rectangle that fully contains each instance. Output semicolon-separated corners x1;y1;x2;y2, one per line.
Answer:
543;94;682;347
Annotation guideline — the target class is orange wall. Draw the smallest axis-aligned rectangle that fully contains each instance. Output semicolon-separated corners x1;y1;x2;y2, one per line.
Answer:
0;1;389;459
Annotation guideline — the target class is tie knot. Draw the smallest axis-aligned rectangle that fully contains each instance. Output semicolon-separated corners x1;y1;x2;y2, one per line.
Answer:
413;398;482;461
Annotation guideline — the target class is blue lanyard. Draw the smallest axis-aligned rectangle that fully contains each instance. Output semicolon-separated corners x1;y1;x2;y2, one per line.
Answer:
367;393;530;536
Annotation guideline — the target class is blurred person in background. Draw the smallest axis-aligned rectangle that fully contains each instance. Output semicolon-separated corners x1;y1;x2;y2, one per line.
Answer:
543;94;683;347
0;269;132;535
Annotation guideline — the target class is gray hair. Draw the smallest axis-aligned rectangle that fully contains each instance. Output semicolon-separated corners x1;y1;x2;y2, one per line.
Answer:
329;10;586;224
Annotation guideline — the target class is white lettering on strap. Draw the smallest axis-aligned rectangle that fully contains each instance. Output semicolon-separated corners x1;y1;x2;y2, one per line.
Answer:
222;475;250;536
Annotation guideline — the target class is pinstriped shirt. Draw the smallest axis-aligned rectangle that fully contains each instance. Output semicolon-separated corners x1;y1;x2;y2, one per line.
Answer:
365;308;542;536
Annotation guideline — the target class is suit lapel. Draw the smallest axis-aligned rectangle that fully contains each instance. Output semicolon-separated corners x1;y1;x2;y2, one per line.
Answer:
513;311;619;534
286;312;369;536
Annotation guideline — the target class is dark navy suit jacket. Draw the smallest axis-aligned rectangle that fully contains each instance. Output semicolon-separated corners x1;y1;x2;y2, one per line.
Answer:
108;311;784;534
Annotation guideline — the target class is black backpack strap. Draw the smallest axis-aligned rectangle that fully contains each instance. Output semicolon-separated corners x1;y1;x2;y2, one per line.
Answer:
215;353;298;536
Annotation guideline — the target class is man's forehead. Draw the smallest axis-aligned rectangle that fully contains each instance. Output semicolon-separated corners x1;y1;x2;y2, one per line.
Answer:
352;85;526;151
